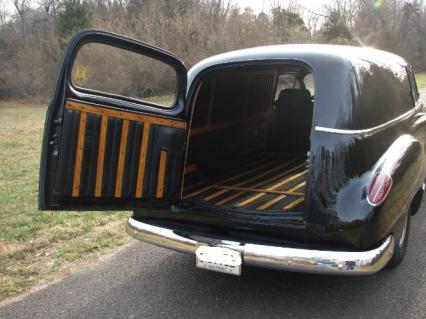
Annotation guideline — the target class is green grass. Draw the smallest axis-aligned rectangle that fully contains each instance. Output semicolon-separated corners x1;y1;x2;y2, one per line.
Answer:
416;72;426;90
0;102;129;302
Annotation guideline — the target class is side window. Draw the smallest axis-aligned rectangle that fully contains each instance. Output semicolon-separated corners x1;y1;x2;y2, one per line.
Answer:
71;42;178;108
407;68;420;102
352;65;415;129
400;70;415;112
275;74;299;100
303;73;315;96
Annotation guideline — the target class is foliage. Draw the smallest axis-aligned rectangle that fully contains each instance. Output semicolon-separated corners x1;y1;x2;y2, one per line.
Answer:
0;0;426;100
321;9;353;42
271;6;309;42
56;0;93;37
415;72;426;90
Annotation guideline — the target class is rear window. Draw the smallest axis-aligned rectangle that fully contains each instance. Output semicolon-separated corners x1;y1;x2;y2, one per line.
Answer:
351;65;415;129
274;74;299;99
303;74;315;96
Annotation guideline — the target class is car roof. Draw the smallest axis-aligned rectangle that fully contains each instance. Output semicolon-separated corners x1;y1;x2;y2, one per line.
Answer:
188;44;407;83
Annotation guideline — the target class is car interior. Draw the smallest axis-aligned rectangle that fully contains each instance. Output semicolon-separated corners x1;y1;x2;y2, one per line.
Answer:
182;64;315;214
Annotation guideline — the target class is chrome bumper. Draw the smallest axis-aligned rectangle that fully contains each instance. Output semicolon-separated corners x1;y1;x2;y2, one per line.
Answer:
127;217;394;275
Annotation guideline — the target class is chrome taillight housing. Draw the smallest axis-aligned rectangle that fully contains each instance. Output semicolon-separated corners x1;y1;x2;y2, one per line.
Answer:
367;172;393;206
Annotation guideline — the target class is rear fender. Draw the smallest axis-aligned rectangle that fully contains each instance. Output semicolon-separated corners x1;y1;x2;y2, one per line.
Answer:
306;134;425;248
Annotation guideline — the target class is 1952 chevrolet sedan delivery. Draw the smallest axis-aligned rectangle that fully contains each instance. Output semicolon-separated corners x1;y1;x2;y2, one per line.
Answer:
39;29;425;275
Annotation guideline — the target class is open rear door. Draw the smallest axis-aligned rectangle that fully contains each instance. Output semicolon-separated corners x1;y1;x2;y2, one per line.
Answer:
39;30;188;210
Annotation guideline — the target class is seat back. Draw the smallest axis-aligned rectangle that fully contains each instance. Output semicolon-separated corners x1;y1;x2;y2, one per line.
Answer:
271;88;313;153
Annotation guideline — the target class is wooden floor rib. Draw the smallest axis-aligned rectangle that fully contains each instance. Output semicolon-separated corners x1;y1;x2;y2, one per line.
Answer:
256;181;306;210
284;197;305;210
236;170;306;208
182;153;307;212
183;155;277;199
204;158;299;202
215;162;305;206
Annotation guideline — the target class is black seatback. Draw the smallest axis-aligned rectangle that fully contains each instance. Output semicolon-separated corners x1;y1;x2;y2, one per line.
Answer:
275;88;312;111
271;88;313;153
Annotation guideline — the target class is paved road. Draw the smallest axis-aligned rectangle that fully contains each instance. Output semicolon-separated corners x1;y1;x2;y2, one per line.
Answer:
1;197;426;319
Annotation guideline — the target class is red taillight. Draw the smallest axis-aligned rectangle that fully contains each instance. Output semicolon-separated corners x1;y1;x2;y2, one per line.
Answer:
367;172;393;206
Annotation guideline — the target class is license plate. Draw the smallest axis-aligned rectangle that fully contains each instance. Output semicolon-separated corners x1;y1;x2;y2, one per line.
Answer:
195;246;242;276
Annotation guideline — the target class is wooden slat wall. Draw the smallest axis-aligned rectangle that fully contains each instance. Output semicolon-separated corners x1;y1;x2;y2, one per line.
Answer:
156;151;167;198
136;123;150;198
66;100;186;199
114;120;129;198
94;115;108;197
72;112;87;197
67;100;187;129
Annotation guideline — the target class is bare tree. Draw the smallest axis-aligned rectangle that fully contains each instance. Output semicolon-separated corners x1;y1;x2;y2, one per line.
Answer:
12;0;27;19
38;0;59;14
0;0;7;25
332;0;358;28
12;0;28;38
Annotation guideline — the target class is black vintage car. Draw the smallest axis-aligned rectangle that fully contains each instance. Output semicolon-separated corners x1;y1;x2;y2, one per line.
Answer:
39;30;425;275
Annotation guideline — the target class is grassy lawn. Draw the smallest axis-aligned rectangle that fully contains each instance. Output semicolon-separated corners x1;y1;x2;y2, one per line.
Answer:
0;102;130;302
416;72;426;90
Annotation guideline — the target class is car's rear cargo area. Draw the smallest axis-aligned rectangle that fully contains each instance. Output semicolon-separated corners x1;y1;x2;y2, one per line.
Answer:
183;153;307;212
182;63;313;216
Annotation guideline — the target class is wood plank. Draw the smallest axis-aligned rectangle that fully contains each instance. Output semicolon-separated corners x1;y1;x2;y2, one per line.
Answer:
256;182;306;210
182;156;276;199
190;112;269;136
236;171;306;208
66;100;187;129
283;196;305;210
114;120;129;197
156;151;167;198
72;112;87;197
214;185;304;196
182;153;266;194
257;195;287;210
94;115;108;197
135;123;150;198
205;158;299;201
215;162;306;206
184;163;198;175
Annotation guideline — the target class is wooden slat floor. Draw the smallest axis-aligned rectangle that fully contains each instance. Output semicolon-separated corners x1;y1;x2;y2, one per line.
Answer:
183;153;307;212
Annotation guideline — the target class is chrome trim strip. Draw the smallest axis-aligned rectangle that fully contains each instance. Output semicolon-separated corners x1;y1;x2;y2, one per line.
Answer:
315;103;422;136
127;217;394;275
